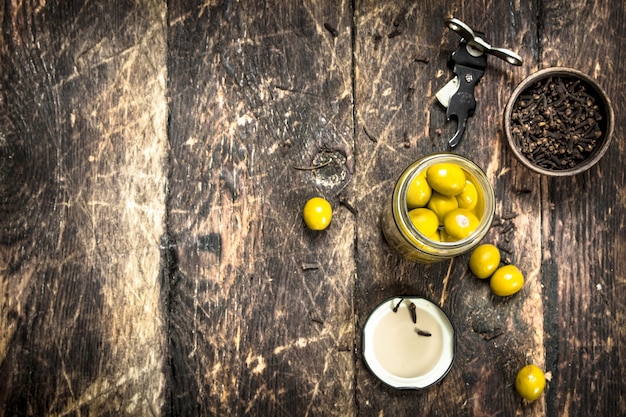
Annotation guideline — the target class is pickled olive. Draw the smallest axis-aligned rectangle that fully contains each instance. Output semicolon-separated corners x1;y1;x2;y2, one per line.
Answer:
515;365;546;401
303;197;332;230
490;264;524;296
443;208;479;240
406;173;432;209
439;229;454;242
428;232;441;242
469;244;501;279
427;192;459;225
426;163;466;196
408;208;439;237
456;179;479;210
383;154;495;262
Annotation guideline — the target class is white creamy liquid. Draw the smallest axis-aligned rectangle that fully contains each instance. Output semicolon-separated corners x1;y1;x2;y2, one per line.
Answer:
372;304;443;378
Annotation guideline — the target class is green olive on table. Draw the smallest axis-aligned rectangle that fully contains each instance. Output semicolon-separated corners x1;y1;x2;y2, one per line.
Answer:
303;197;332;231
489;264;524;296
515;364;546;401
469;244;501;279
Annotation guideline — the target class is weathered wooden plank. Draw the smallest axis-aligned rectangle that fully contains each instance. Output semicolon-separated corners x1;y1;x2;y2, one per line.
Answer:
165;1;355;415
353;1;546;416
0;1;168;415
0;1;623;416
537;1;626;416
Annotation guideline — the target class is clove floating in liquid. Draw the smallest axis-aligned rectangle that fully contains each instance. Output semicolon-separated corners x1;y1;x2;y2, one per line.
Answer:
392;298;404;313
408;302;417;324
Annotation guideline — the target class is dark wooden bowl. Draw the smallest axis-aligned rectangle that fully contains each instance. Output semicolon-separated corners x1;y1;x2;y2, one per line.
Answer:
504;67;614;176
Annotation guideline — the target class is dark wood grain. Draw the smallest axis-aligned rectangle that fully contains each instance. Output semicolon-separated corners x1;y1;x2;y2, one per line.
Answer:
0;1;624;416
0;1;167;415
537;1;626;415
353;2;548;416
165;1;355;415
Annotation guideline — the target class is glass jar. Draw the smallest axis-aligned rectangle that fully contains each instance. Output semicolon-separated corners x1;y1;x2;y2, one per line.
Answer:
381;153;495;263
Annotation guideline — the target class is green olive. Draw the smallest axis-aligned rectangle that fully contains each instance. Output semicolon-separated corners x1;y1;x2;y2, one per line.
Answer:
490;264;524;296
303;197;332;230
408;208;439;238
515;364;546;401
469;244;501;279
426;163;467;196
456;179;479;210
406;172;432;208
427;192;459;225
443;208;479;240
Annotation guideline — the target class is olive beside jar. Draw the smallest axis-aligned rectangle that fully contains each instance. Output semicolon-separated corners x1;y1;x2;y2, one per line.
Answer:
381;153;495;264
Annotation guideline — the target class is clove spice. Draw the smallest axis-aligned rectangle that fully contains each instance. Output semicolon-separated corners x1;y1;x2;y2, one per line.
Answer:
408;302;417;324
509;76;605;170
323;22;338;37
393;298;404;313
392;299;431;336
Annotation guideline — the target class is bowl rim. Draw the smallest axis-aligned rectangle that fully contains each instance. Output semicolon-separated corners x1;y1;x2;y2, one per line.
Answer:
504;67;615;176
361;295;456;390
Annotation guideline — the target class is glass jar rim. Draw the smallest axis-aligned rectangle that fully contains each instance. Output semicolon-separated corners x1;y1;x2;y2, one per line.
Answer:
392;153;495;255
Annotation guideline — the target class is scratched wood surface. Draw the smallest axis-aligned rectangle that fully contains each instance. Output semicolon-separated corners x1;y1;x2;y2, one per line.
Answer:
165;0;355;415
0;1;169;415
353;2;547;416
0;1;624;416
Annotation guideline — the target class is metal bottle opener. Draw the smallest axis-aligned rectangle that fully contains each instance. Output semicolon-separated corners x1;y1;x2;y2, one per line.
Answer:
437;18;522;147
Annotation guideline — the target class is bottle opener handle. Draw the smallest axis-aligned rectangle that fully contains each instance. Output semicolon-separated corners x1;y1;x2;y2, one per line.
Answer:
437;18;523;148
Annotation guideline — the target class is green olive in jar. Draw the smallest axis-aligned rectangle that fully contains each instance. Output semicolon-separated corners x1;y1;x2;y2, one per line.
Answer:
426;163;467;196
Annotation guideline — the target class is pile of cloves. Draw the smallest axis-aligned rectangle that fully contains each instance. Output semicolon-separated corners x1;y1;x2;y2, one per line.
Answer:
509;75;605;170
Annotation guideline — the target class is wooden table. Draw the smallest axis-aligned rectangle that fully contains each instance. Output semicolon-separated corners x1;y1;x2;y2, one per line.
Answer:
1;1;624;416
